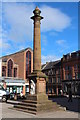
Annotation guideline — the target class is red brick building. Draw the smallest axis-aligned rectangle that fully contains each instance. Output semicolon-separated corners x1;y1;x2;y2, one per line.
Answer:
42;60;62;95
42;50;80;95
61;50;80;95
0;48;33;95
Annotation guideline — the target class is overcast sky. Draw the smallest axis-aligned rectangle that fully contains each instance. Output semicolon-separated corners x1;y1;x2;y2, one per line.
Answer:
0;2;78;64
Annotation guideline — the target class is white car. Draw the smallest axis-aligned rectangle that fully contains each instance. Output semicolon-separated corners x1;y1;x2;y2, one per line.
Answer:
0;89;10;102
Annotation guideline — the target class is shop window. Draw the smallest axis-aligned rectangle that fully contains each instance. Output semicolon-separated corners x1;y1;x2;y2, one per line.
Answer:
2;66;6;76
17;87;20;93
7;87;9;92
26;51;31;78
10;87;12;93
20;86;23;93
8;59;13;77
26;85;29;93
75;73;80;79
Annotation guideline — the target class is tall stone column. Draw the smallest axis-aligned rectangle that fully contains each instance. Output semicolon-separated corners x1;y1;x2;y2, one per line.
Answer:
31;7;43;72
28;7;46;95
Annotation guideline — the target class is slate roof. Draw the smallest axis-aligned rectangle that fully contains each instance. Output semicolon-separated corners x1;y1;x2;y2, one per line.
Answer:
42;60;61;71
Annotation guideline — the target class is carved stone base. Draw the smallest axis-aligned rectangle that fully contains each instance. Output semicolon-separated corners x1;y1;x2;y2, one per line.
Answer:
26;93;57;112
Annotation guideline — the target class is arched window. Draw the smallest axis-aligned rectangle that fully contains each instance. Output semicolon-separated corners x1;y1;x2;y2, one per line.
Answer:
26;51;31;78
8;59;13;77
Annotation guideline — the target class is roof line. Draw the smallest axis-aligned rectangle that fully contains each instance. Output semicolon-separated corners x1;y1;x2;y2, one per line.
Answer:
0;47;33;58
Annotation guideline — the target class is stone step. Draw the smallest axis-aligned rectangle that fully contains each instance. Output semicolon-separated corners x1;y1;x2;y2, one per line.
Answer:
22;100;37;104
12;107;37;115
18;102;37;108
14;105;37;111
14;103;63;112
23;99;57;105
13;101;65;114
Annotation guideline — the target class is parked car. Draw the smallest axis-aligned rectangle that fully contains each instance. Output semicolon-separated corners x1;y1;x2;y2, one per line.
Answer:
0;88;10;102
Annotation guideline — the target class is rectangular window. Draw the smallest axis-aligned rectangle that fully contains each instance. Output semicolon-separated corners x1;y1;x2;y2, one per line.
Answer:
65;74;68;80
58;77;61;83
53;78;56;83
49;78;52;83
65;66;68;70
74;64;78;70
65;66;71;71
14;68;17;77
2;66;6;77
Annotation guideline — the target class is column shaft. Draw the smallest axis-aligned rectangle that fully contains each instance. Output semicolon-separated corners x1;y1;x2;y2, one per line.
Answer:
33;19;41;72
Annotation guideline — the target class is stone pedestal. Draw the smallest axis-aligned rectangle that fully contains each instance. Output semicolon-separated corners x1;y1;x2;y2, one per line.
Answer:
28;71;46;94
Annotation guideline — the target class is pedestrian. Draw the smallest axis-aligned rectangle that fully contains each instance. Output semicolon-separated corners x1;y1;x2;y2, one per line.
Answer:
60;89;63;95
68;89;72;102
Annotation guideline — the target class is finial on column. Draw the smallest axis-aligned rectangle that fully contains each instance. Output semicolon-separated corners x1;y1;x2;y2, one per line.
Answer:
31;6;43;20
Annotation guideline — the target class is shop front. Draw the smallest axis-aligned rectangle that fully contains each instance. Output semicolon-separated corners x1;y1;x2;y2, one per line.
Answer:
0;77;29;96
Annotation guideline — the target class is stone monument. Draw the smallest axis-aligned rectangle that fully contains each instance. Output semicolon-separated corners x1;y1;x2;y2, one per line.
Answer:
27;6;54;112
28;6;47;95
14;7;63;114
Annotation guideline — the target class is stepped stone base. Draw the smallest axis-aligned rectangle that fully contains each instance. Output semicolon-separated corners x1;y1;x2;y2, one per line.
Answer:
26;93;54;112
14;72;64;114
13;93;65;114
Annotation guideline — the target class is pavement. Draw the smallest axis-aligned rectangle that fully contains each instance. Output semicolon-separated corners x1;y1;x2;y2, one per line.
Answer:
50;96;79;112
0;97;79;119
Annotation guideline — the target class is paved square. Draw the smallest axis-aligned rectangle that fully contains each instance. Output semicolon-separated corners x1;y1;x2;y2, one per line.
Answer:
1;102;78;119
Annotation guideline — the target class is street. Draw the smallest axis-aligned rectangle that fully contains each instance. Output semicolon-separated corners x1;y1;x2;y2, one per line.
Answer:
0;97;79;119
